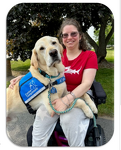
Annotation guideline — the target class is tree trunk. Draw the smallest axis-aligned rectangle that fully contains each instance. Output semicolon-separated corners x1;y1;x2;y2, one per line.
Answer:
97;17;107;63
96;47;107;63
84;15;114;63
6;58;12;77
85;31;107;63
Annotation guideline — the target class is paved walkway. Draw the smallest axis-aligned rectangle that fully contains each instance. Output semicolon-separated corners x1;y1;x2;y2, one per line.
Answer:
6;111;114;147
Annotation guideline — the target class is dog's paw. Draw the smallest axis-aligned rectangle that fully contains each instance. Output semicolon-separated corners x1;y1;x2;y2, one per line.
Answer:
84;108;93;118
88;101;98;114
93;106;98;114
49;109;55;117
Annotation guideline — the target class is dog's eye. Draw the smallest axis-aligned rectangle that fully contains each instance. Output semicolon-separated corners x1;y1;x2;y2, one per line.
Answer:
52;41;56;45
40;47;45;50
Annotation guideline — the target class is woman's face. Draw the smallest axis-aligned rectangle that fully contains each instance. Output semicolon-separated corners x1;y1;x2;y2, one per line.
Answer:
62;25;81;50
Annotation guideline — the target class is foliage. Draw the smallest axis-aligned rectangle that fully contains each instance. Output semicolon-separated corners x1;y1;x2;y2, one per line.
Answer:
6;81;10;88
7;3;113;61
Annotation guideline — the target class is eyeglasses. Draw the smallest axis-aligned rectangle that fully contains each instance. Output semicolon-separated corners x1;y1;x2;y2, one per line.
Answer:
61;32;78;39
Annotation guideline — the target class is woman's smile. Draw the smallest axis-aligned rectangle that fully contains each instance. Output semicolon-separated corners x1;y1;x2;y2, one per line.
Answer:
62;25;81;50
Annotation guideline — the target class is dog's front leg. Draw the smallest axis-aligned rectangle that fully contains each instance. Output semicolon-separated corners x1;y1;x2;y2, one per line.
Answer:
45;93;59;116
62;88;68;97
74;99;93;118
81;93;98;114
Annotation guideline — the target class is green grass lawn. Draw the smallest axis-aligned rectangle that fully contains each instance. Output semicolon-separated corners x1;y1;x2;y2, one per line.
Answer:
11;59;30;71
105;49;114;62
91;48;114;63
95;68;114;117
7;81;10;88
7;49;114;117
10;49;114;71
96;49;114;117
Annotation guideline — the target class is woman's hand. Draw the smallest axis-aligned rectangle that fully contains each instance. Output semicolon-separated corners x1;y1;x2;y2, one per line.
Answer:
50;97;68;117
9;75;24;89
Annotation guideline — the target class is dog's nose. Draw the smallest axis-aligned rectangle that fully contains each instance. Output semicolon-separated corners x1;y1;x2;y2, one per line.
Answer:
49;49;58;57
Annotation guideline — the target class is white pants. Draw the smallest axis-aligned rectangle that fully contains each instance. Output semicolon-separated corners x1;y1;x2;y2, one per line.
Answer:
32;104;90;147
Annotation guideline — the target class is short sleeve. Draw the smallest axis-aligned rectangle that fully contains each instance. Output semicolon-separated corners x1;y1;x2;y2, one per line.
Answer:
84;51;98;69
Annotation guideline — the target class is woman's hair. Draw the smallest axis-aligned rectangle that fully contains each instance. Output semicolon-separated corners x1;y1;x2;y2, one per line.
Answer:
58;18;88;51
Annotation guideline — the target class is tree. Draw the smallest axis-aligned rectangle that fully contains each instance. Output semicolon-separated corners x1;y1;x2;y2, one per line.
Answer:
79;4;114;62
94;24;114;47
7;3;64;61
7;3;113;63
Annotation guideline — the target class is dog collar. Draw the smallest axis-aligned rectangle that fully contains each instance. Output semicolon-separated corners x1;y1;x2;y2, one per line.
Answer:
38;68;60;79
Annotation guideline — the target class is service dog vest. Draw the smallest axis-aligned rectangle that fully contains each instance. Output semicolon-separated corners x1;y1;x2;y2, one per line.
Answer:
19;72;47;104
19;71;66;114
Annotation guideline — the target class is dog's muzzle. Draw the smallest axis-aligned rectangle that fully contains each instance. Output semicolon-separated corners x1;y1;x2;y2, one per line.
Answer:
49;49;58;58
49;49;60;66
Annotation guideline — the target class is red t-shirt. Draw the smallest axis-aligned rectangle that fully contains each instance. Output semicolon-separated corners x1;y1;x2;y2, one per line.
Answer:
62;49;98;92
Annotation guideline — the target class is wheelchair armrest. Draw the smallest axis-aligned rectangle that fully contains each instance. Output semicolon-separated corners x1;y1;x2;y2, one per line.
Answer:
91;81;106;105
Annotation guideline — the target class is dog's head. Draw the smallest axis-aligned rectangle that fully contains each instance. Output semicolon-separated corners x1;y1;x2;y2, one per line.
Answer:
31;36;64;74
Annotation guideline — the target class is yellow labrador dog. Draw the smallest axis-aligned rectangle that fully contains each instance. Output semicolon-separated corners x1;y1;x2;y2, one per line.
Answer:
6;36;97;122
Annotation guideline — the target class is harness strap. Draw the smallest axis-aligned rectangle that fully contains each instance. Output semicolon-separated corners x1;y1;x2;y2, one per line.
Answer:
26;103;37;114
46;76;66;89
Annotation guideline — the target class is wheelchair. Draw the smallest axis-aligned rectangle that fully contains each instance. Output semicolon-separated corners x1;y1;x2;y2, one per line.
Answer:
27;80;107;147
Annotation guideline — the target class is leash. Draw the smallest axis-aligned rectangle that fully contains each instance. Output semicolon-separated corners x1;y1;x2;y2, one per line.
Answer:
83;100;97;128
36;70;97;128
48;90;78;114
48;89;97;128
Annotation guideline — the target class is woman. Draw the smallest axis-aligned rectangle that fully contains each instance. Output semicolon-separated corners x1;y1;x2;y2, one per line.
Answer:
9;18;98;147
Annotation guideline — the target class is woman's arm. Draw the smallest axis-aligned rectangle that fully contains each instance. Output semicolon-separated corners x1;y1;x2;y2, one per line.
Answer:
51;69;97;116
9;75;24;89
71;68;97;99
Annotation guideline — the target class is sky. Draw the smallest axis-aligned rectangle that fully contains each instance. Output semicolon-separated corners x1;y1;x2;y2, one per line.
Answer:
87;26;94;39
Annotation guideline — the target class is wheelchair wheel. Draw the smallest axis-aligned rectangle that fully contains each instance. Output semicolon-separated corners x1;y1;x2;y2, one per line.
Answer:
27;126;33;146
85;124;106;146
95;125;106;146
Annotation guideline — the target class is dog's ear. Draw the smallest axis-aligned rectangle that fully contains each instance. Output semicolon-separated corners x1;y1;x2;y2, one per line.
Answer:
59;44;63;56
31;49;38;69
